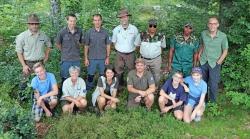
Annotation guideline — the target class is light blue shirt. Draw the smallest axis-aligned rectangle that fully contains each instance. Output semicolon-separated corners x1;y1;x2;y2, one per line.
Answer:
184;76;207;99
112;24;138;53
31;72;57;96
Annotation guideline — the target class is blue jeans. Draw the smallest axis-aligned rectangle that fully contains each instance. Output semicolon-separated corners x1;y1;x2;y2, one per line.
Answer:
200;62;221;103
60;61;80;78
87;59;105;75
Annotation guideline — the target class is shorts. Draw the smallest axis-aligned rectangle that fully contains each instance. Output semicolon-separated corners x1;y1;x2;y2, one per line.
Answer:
165;100;184;111
32;95;57;121
185;95;200;108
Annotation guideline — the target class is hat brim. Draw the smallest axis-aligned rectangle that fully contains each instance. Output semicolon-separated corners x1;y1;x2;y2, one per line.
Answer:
117;14;132;18
26;21;40;24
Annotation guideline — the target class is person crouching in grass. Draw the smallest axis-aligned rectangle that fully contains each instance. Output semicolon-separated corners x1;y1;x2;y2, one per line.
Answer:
31;62;58;122
158;71;188;120
61;66;87;113
92;65;120;113
183;67;207;123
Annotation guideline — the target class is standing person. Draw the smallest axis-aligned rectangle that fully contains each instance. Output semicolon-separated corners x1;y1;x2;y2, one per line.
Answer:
56;13;84;84
112;8;139;88
61;66;87;114
31;62;58;122
84;14;111;90
15;13;52;90
199;16;228;102
135;19;166;88
183;67;207;123
92;65;119;112
167;22;199;77
127;58;156;110
158;72;188;120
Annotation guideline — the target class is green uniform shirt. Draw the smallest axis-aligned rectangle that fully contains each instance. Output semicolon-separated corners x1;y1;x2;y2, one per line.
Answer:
15;30;51;61
127;70;155;91
200;30;229;68
170;33;199;76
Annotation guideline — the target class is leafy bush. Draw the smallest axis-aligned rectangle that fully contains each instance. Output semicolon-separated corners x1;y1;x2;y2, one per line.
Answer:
226;91;250;109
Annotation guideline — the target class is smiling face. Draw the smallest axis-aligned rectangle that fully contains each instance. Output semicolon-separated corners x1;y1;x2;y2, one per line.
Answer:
105;69;114;80
208;17;219;33
135;62;145;73
70;70;79;82
183;25;192;36
192;72;202;83
67;16;77;29
34;66;46;80
172;73;183;85
119;15;129;27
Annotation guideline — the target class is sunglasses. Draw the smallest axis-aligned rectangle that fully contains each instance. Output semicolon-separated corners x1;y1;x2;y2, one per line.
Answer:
28;23;39;25
149;24;157;28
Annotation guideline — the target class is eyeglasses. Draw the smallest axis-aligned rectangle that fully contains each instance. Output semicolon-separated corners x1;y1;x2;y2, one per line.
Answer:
149;24;157;28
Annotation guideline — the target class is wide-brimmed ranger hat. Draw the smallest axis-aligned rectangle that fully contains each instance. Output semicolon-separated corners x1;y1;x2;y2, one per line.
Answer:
27;14;40;24
117;8;132;18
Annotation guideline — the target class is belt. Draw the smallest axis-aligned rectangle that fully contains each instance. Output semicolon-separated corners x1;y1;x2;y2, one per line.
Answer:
25;60;43;63
141;55;160;60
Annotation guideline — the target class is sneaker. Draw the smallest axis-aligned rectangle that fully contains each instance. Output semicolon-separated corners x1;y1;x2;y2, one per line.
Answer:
194;115;201;122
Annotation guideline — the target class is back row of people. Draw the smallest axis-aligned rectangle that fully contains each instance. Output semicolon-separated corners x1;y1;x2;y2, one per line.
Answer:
15;8;228;123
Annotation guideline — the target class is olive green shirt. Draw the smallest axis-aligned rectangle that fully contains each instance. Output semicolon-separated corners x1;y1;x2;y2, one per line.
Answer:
170;33;199;75
127;70;155;91
200;30;229;68
15;30;51;61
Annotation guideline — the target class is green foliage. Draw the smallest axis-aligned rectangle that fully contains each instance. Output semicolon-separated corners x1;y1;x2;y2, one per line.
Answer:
205;103;225;117
226;91;250;109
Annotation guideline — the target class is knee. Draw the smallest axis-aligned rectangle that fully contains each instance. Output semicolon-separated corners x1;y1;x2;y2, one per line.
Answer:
175;113;183;121
158;96;165;103
80;99;87;108
111;103;116;109
62;105;70;113
50;99;58;106
98;96;106;105
146;94;154;103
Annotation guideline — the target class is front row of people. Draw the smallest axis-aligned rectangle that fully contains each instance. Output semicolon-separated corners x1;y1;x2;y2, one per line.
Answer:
31;59;207;124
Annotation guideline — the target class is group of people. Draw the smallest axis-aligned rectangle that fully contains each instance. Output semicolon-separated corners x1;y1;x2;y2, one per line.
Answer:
15;8;228;123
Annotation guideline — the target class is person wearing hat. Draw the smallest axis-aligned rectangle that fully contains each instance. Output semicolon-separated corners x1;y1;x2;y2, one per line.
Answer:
199;16;228;103
167;22;199;77
15;13;52;90
134;18;166;88
112;8;139;89
183;67;207;123
56;13;84;87
127;58;156;110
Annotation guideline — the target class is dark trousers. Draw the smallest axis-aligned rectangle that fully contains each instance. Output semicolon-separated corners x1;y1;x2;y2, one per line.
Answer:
200;62;221;103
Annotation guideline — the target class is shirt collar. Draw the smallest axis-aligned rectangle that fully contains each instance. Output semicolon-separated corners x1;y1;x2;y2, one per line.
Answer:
28;29;40;36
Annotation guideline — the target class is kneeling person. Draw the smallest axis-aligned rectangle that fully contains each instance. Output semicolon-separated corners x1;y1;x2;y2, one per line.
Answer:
92;65;119;112
158;72;188;120
127;58;156;110
61;66;87;113
31;62;58;122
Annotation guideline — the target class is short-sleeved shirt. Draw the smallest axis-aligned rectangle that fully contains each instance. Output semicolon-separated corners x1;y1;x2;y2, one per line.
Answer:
56;27;84;61
127;70;155;91
170;33;199;71
85;27;111;59
31;72;57;96
61;77;87;99
200;30;229;68
161;79;186;102
15;30;52;61
97;76;119;96
112;24;138;53
134;32;166;58
184;76;207;99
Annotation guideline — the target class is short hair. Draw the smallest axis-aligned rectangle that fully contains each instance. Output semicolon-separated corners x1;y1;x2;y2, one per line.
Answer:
32;62;44;71
69;66;80;75
208;15;219;23
172;71;183;78
92;14;102;20
66;13;77;20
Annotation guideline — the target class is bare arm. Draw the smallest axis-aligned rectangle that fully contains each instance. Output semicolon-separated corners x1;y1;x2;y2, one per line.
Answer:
44;47;51;63
217;49;228;64
193;52;199;67
105;44;111;65
17;52;30;74
167;48;174;72
127;85;145;97
40;84;58;99
56;43;62;51
84;46;89;66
